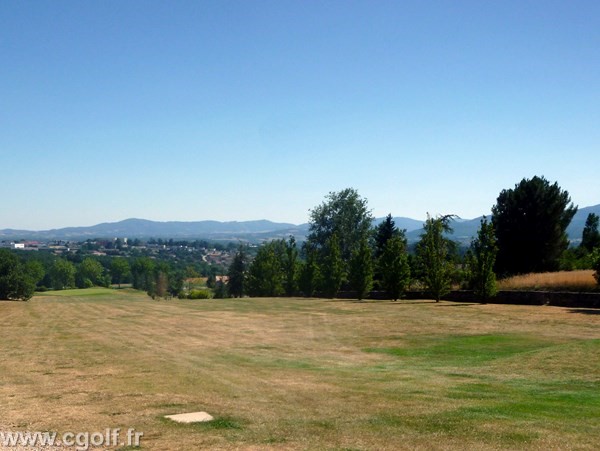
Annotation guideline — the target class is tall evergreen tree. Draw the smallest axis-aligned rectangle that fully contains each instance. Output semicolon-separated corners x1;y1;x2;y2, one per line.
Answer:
227;246;247;298
299;243;320;297
321;233;345;298
283;236;299;296
468;217;498;302
348;237;373;300
492;176;577;275
379;236;411;301
416;214;456;302
374;214;403;260
581;213;600;253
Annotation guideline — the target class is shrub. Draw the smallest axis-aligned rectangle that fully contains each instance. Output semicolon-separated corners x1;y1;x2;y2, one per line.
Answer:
188;289;212;299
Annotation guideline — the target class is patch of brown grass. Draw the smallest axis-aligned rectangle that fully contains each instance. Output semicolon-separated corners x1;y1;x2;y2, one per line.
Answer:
498;270;598;291
0;289;598;450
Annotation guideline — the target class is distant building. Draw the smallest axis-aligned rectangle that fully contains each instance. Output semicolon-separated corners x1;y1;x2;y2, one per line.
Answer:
11;243;25;249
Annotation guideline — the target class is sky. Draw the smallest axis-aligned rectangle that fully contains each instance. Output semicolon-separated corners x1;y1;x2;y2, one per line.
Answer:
1;0;599;230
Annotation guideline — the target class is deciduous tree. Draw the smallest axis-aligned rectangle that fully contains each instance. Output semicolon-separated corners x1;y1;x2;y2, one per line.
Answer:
111;258;131;288
416;214;456;302
246;241;285;297
76;257;105;288
307;188;373;263
49;259;76;291
0;250;37;301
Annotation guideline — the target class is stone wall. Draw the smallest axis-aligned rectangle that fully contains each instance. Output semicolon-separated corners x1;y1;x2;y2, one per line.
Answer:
333;290;600;308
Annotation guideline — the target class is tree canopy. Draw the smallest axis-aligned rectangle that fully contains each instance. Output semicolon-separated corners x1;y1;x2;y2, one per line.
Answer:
467;217;498;302
378;236;410;301
416;214;456;302
227;246;247;298
0;249;38;301
492;176;577;276
307;188;373;263
581;213;600;253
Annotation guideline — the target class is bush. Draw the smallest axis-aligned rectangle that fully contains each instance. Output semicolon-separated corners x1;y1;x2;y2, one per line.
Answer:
188;289;212;299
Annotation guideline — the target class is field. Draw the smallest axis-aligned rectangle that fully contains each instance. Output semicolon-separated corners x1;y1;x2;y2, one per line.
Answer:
498;269;597;291
1;289;599;450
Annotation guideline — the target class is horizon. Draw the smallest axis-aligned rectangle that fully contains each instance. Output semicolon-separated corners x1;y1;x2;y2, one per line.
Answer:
2;1;599;230
4;201;600;233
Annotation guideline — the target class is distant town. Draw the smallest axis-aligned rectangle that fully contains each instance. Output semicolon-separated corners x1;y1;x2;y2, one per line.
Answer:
0;237;246;270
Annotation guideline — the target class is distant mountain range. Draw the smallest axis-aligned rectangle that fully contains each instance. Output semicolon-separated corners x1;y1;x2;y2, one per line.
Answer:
1;204;599;245
0;218;309;242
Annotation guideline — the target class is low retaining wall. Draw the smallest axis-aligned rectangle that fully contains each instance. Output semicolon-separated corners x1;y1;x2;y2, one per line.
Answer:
332;290;600;308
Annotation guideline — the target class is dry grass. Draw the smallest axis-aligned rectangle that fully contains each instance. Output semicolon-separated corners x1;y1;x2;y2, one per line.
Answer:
498;269;598;291
0;288;599;450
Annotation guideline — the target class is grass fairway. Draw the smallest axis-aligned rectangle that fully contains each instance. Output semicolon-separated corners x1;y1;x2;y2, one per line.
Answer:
1;289;599;450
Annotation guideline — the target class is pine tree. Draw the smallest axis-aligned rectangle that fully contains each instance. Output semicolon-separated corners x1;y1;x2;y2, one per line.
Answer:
379;236;411;301
283;236;299;296
468;217;498;302
321;233;344;298
299;243;320;297
227;247;247;298
581;213;600;253
374;214;403;260
348;237;374;300
493;176;577;275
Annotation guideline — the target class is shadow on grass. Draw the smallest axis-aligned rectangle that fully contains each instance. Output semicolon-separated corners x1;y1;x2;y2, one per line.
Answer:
568;308;600;315
324;299;440;305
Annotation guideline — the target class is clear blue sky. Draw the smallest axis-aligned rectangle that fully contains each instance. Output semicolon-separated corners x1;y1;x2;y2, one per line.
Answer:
2;0;599;230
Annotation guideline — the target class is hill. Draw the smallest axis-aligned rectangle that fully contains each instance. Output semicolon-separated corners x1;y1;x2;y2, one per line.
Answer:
1;204;598;244
0;218;309;242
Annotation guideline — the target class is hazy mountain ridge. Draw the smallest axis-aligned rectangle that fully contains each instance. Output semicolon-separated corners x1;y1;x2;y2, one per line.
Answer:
1;204;598;244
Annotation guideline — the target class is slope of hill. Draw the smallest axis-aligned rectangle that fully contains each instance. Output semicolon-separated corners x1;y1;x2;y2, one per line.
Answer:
567;204;600;245
0;218;308;241
405;204;600;246
1;204;598;244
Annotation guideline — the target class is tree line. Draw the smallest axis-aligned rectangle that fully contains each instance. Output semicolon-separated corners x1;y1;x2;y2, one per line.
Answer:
225;177;600;301
0;252;188;301
2;176;599;301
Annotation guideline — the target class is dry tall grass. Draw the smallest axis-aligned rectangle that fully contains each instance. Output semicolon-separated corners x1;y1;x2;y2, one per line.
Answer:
498;270;597;291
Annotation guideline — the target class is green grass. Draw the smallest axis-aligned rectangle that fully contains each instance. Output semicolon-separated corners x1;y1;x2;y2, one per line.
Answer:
37;287;124;297
364;334;558;366
0;291;598;449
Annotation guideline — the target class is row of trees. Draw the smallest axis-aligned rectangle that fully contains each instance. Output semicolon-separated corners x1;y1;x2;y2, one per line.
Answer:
0;251;185;301
0;251;116;300
224;189;488;301
226;178;600;301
